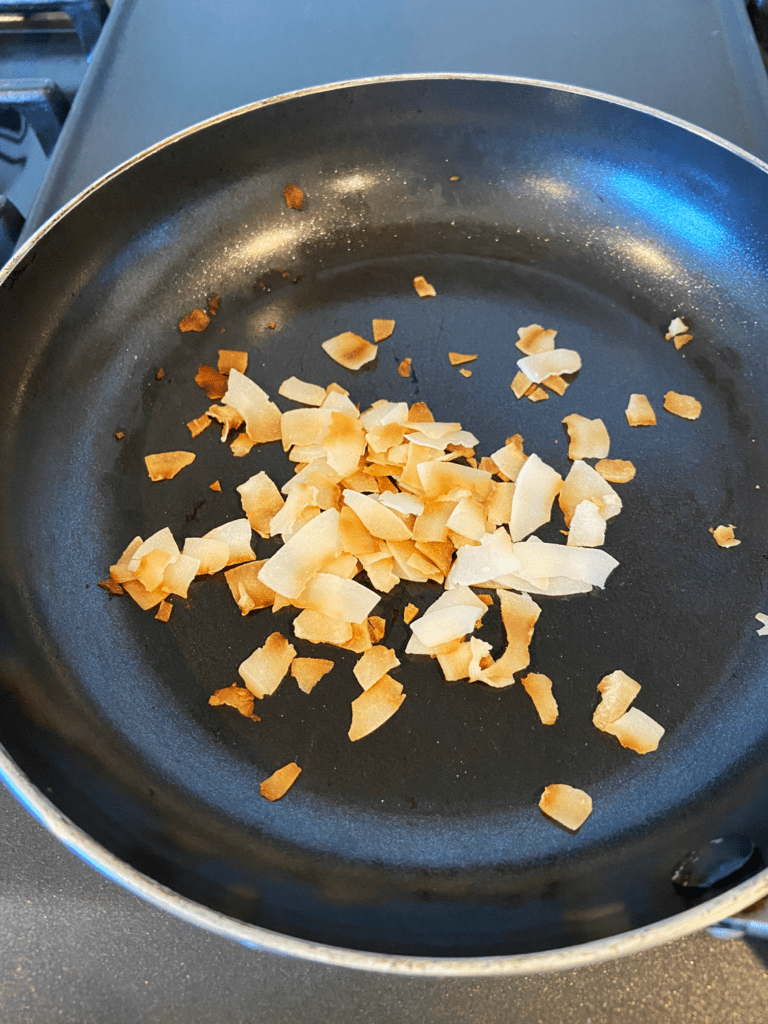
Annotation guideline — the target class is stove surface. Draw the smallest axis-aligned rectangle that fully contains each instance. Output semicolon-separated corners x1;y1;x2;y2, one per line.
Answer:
4;0;768;1020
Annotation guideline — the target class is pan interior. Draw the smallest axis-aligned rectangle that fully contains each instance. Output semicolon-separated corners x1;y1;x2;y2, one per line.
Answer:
2;79;768;957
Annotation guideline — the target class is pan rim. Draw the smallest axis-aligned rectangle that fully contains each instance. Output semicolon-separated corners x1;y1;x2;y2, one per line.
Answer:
3;71;768;975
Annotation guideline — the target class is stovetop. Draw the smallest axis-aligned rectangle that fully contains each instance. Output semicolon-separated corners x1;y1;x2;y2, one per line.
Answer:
3;0;768;1020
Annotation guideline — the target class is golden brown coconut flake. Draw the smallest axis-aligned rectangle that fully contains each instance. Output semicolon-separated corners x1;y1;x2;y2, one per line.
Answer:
595;459;636;483
237;471;285;537
97;578;124;595
279;376;327;406
397;357;412;378
539;784;592;831
217;350;248;375
673;334;693;350
593;669;641;731
448;352;477;366
348;674;405;741
239;632;297;698
322;331;378;370
517;349;581;383
562;414;610;461
283;183;304;210
225;560;276;615
195;364;228;400
542;374;568;395
403;602;419;624
178;309;210;333
372;319;395;342
664;391;702;420
511;370;534;399
187;413;212;438
516;324;557;355
521;672;558;725
413;275;436;298
710;524;740;548
209;480;222;491
353;646;400;690
209;684;261;722
604;707;664;754
260;762;301;800
291;658;334;693
459;368;473;378
145;451;196;481
625;394;657;427
155;599;173;622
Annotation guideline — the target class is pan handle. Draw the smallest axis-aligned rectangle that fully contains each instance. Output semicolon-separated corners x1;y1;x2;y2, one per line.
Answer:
0;78;69;157
0;0;109;56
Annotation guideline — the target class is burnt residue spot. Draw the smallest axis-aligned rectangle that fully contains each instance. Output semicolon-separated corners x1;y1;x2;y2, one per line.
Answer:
186;499;206;524
408;796;418;810
718;346;742;371
691;354;718;384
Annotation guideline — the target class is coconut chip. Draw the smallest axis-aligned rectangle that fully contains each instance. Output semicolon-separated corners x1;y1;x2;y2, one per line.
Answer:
562;414;610;461
542;375;568;396
179;309;210;333
666;317;689;338
625;394;657;427
397;357;412;378
217;350;248;376
539;784;592;831
566;500;606;548
354;645;400;690
279;376;327;406
710;524;740;548
145;451;196;481
664;391;702;420
595;459;636;483
222;369;282;444
511;371;534;399
516;324;557;355
509;453;563;542
209;684;261;722
521;673;558;725
673;334;693;350
155;600;173;622
225;560;275;615
403;603;419;624
348;674;405;741
322;332;378;370
187;414;212;438
559;460;622;526
291;658;334;693
372;319;395;342
237;471;285;538
195;364;228;400
239;632;297;698
413;275;436;298
209;480;221;491
517;349;581;384
448;352;477;366
603;707;664;754
756;613;768;636
283;183;304;210
260;762;301;801
593;669;642;731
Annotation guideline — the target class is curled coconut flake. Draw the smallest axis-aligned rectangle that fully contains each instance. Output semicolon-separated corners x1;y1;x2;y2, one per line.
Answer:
539;784;592;831
260;762;301;801
562;414;610;461
710;525;740;548
517;349;581;384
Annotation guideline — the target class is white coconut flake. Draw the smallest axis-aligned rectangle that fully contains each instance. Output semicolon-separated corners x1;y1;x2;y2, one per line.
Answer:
517;349;582;384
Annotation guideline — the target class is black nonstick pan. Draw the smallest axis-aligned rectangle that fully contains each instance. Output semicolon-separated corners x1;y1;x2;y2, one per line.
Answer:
2;75;768;974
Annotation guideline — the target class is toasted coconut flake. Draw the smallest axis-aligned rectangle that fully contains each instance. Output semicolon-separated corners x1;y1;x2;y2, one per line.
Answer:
567;500;606;548
372;319;395;342
604;707;664;754
436;642;473;681
490;436;527;482
354;646;400;690
343;490;412;541
511;371;534;399
562;414;610;461
261;762;301;801
239;632;296;698
673;333;693;350
526;386;549;402
560;460;622;526
225;559;275;614
160;553;199;598
296;573;380;623
756;613;768;635
367;616;386;643
187;413;212;438
217;350;248;376
595;459;635;483
403;603;419;624
521;672;558;724
324;412;366;478
542;374;568;395
279;376;327;406
222;369;282;444
710;524;740;548
207;295;220;316
412;500;456;543
593;669;641;731
204;518;255;566
291;658;334;693
509;453;563;542
539;784;592;831
135;548;173;592
155;599;173;622
322;332;378;371
625;393;657;427
448;352;477;366
513;537;619;588
209;480;222;492
664;391;702;420
183;537;229;575
115;431;125;440
230;433;256;457
486;481;515;527
280;408;333;451
413;275;436;298
237;471;285;538
459;368;473;378
360;553;400;593
179;309;210;333
321;390;359;417
195;364;228;400
348;674;405;741
379;491;425;517
283;183;304;210
209;685;260;722
411;588;487;648
516;324;557;355
339;505;378;555
407;401;434;423
447;528;518;587
145;451;196;481
127;529;180;573
293;608;353;646
97;578;124;595
122;580;166;610
207;404;245;440
517;349;581;383
418;460;493;501
397;357;412;378
480;590;541;687
445;496;487;541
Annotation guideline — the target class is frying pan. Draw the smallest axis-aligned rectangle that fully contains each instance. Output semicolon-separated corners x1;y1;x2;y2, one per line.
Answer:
2;74;768;976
